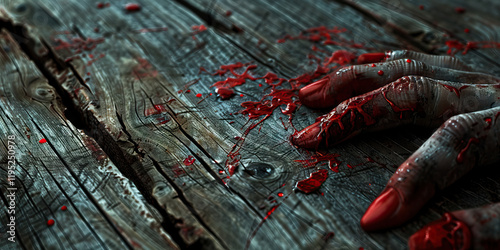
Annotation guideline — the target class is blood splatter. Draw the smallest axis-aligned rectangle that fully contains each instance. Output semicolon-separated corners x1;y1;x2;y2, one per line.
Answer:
295;152;341;172
277;192;284;197
61;206;67;211
97;2;110;9
441;84;461;97
464;28;470;33
419;5;424;10
125;3;141;12
196;93;202;98
445;40;500;56
406;59;412;63
39;138;47;144
183;155;196;166
225;10;232;17
296;169;328;193
485;117;492;129
456;137;479;163
277;26;365;49
377;70;384;76
47;219;55;226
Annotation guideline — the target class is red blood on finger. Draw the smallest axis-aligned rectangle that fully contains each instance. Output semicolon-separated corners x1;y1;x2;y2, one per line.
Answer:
357;52;386;64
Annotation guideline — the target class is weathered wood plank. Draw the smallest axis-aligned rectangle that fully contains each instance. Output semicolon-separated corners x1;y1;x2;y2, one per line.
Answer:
0;29;178;249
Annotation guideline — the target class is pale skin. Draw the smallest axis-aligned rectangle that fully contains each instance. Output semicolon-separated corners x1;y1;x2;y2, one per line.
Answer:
292;50;500;249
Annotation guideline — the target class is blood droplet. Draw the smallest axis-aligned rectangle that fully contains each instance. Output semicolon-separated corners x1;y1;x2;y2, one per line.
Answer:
377;70;384;76
196;93;202;98
239;94;244;97
296;169;328;193
464;28;470;33
419;5;424;10
61;206;67;211
277;192;284;197
125;3;141;12
183;155;196;166
406;59;412;63
47;219;55;226
216;87;235;99
39;138;47;144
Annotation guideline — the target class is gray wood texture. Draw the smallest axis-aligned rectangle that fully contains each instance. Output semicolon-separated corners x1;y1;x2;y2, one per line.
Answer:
0;0;499;249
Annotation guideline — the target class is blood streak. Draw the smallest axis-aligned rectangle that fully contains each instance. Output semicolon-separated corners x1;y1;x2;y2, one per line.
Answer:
132;57;158;79
441;84;461;97
296;169;329;193
456;137;479;163
325;50;356;65
183;155;196;166
125;3;141;12
39;138;47;144
134;27;169;33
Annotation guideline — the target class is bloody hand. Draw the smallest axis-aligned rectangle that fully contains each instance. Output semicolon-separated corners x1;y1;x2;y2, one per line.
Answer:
292;50;500;249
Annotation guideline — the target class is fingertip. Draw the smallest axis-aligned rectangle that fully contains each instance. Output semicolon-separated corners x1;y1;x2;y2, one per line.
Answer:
360;187;403;231
291;122;323;149
298;77;334;108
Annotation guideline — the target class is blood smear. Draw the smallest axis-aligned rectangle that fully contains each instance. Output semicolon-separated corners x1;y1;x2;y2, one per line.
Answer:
125;3;141;12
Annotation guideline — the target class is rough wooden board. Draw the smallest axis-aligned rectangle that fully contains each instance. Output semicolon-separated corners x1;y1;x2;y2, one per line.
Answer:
0;0;499;249
0;29;178;249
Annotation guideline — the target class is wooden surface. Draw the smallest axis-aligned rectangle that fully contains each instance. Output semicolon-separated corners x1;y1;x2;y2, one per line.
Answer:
0;0;499;249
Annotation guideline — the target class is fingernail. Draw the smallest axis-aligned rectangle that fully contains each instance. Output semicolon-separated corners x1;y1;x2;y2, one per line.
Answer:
357;52;386;64
408;213;471;250
299;77;333;108
291;122;323;149
360;187;402;231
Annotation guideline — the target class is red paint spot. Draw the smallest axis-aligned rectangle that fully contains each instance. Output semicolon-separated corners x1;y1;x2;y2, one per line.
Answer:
183;155;196;166
464;28;470;33
61;206;67;211
419;5;424;10
47;219;55;226
377;70;384;76
125;3;141;12
406;59;412;63
455;7;466;14
277;192;284;197
456;137;479;163
296;169;328;193
39;138;47;144
196;93;202;98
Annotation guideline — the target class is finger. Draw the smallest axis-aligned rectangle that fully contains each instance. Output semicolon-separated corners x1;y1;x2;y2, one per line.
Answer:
299;59;499;109
293;76;500;149
360;106;500;231
358;50;472;71
408;203;500;249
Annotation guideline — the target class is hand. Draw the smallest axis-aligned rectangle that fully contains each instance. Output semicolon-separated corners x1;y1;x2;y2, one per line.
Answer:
292;50;500;249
